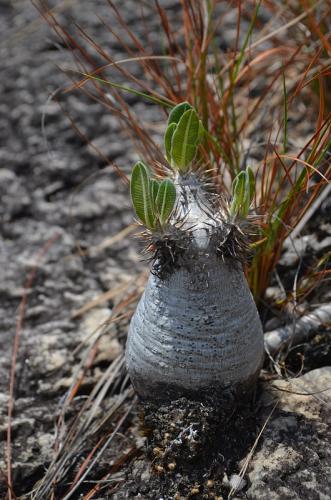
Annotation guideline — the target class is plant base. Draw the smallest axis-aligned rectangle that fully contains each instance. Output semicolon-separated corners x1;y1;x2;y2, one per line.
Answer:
136;388;261;498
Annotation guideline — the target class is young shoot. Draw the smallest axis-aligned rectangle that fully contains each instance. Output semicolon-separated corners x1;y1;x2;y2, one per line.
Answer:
230;166;255;219
130;161;176;231
165;102;205;172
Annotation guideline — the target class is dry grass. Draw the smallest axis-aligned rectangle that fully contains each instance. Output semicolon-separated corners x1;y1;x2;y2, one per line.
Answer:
33;0;331;301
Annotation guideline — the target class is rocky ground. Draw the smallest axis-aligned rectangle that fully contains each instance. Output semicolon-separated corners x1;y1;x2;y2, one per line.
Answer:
0;1;330;499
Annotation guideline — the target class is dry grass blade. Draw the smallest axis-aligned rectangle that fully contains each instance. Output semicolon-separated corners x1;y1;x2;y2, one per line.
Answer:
61;397;136;500
64;55;182;93
29;273;145;498
56;97;129;185
6;233;61;500
71;279;134;319
82;446;141;499
271;383;331;398
1;0;78;49
87;224;136;256
247;0;326;54
271;371;331;409
0;468;17;500
227;401;279;499
31;354;132;499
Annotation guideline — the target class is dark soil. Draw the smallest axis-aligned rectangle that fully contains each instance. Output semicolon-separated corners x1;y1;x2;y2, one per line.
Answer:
134;396;259;499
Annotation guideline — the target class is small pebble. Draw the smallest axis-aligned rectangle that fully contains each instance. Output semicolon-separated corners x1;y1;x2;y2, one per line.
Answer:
229;474;246;492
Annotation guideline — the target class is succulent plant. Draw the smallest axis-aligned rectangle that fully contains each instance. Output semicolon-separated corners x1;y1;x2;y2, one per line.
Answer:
126;103;264;404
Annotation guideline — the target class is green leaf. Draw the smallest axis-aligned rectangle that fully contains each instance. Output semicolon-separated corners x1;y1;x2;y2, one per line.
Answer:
230;171;246;216
230;167;255;218
150;179;160;207
130;161;156;229
170;109;201;171
164;122;176;162
156;179;176;225
246;166;255;201
168;102;192;126
242;167;255;217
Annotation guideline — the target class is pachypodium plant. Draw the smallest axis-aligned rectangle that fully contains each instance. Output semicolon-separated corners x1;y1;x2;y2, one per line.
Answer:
126;102;264;404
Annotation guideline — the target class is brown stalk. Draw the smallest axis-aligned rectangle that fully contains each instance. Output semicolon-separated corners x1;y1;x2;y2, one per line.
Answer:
105;1;177;100
155;0;184;90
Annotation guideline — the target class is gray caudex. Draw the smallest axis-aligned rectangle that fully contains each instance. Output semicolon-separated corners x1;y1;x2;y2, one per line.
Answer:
126;173;264;402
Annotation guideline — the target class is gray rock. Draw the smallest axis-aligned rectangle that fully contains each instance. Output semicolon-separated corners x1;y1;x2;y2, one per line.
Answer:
279;234;319;267
246;367;331;500
0;168;31;220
